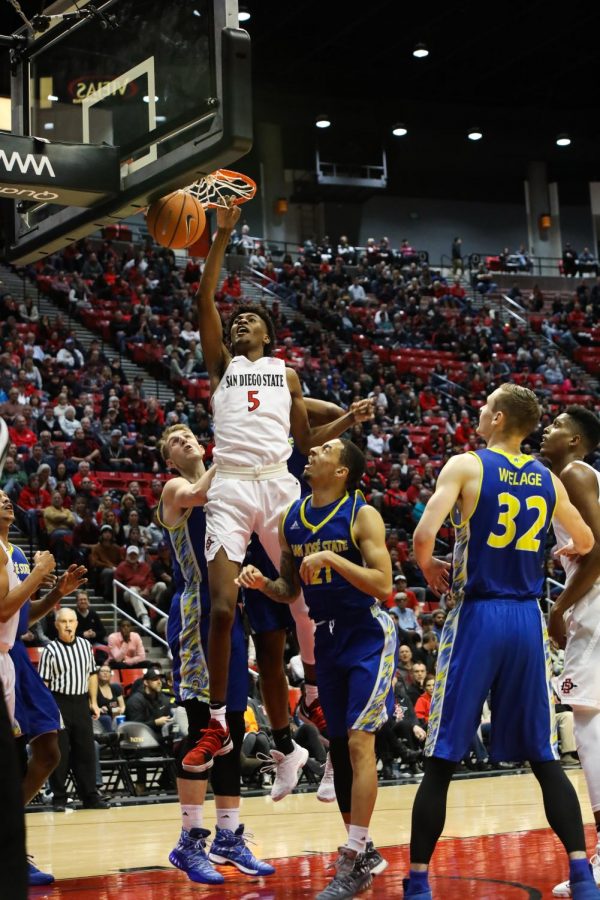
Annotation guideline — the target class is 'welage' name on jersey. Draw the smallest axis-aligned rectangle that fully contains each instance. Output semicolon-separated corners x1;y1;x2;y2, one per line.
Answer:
498;468;543;486
291;539;349;557
224;372;285;388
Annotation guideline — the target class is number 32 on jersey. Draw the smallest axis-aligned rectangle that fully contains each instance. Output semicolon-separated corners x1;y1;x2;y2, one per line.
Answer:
487;491;547;552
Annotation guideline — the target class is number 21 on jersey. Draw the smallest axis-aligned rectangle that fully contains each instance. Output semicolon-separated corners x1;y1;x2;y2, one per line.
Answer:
486;491;547;552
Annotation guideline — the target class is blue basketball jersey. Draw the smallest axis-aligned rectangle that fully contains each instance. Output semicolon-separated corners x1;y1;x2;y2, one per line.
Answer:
10;545;31;635
158;499;210;702
8;544;62;739
282;490;374;621
452;449;556;602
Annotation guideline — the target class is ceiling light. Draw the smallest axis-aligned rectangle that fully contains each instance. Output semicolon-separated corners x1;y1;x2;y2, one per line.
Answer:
392;123;408;137
43;122;54;130
467;126;483;141
143;95;159;103
413;43;429;58
315;114;331;129
238;6;251;22
193;8;201;16
556;133;571;147
47;94;58;101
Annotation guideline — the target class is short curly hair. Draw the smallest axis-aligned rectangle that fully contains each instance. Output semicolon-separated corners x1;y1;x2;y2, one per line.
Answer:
227;305;276;356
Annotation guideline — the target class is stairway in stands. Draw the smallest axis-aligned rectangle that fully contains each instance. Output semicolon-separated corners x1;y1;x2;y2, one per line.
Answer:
0;263;170;664
0;264;175;406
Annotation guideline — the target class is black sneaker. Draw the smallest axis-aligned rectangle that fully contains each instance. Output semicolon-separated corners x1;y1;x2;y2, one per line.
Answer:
82;799;110;809
365;840;388;875
316;847;372;899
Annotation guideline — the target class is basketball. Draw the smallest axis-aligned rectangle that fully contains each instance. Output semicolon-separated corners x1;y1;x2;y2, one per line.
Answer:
146;191;206;249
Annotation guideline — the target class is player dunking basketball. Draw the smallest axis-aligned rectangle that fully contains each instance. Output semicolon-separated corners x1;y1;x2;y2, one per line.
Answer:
403;385;600;900
188;203;372;796
157;425;274;885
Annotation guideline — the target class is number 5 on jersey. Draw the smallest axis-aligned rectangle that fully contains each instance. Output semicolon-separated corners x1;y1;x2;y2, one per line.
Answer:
247;390;260;411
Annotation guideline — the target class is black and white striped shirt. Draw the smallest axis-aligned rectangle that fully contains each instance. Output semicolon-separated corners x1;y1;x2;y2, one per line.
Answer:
38;637;95;695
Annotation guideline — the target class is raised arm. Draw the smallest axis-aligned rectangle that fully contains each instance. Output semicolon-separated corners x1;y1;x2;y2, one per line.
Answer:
196;204;241;387
287;368;372;455
303;396;345;426
29;563;88;625
0;551;56;624
551;471;594;556
160;466;215;521
299;504;392;601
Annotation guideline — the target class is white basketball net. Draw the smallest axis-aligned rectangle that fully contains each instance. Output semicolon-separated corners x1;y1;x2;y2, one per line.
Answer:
183;169;256;209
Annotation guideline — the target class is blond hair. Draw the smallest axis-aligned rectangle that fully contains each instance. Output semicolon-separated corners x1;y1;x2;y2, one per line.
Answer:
158;423;195;463
492;383;541;437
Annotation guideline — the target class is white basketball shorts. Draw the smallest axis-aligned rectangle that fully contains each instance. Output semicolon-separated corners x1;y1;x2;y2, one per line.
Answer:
555;584;600;710
0;651;16;729
204;469;300;566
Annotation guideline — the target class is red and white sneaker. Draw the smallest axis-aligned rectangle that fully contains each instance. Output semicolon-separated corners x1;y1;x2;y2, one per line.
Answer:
297;697;327;732
182;719;233;773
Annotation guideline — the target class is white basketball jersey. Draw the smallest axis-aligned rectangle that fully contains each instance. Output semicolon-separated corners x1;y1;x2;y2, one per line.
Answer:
553;461;600;585
0;538;21;649
211;355;293;467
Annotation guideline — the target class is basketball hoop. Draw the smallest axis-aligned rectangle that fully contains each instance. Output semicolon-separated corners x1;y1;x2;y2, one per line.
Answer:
183;168;257;209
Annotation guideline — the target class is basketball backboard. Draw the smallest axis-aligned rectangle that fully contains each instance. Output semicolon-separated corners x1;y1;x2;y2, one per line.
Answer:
2;0;251;263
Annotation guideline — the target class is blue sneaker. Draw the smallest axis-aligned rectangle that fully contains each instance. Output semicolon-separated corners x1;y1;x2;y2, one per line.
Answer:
571;880;600;900
28;857;54;886
169;827;224;885
209;824;275;875
403;876;433;899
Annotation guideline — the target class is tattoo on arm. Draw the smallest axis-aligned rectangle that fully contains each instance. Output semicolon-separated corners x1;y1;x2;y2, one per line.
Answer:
262;550;299;602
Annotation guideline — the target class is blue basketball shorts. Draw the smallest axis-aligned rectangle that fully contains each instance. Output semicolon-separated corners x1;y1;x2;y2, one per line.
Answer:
315;605;397;738
11;640;61;739
425;598;558;763
167;587;248;713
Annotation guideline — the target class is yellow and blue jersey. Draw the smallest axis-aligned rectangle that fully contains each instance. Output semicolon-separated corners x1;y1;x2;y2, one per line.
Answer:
10;545;32;636
282;489;396;737
282;490;374;621
451;448;556;602
159;500;246;711
8;544;62;739
425;448;559;764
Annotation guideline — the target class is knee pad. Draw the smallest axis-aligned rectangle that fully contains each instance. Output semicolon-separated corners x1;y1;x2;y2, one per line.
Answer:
329;736;352;814
211;711;245;798
174;699;211;781
15;735;28;780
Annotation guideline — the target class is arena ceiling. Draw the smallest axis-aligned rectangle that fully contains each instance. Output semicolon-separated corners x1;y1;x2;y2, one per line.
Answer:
2;0;600;203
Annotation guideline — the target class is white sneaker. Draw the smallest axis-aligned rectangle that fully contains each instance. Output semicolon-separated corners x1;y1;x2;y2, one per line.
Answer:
268;741;309;802
317;752;336;803
552;847;600;897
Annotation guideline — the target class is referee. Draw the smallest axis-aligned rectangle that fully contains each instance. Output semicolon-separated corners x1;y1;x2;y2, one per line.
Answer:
39;608;110;812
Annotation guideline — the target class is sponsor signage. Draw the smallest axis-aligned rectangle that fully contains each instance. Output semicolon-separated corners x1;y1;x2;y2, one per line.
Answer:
0;133;119;206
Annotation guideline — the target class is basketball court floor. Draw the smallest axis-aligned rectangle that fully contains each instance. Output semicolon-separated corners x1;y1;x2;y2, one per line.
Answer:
27;768;597;898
